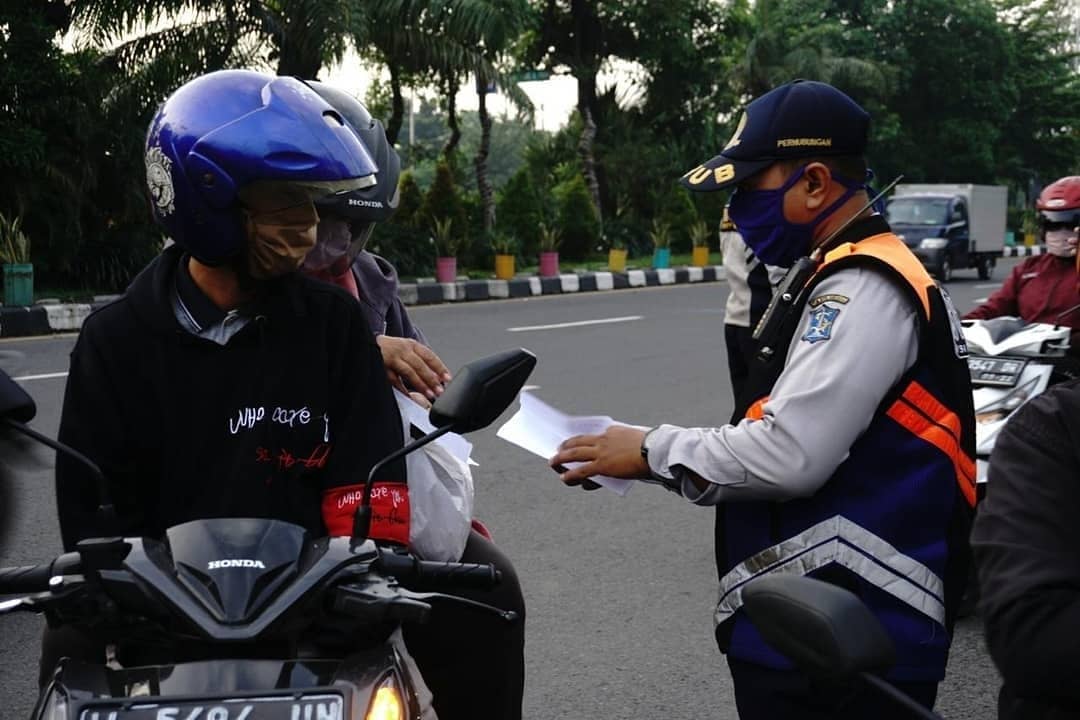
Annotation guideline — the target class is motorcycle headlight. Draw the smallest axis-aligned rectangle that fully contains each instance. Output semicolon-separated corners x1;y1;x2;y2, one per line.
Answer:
919;237;948;249
366;679;404;720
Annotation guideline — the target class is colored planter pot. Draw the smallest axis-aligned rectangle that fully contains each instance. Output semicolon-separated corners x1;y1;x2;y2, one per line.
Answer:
435;256;457;283
691;246;710;267
652;247;671;269
608;248;627;272
539;251;560;277
1024;233;1037;247
495;254;515;280
2;263;33;307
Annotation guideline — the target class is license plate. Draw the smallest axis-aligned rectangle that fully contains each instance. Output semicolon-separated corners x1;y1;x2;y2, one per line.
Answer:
79;693;343;720
968;355;1027;387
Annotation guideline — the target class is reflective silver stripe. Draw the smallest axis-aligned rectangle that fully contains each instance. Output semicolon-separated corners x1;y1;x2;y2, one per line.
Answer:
714;515;946;627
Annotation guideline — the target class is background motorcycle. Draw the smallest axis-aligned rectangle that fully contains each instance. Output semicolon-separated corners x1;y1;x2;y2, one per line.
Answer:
962;316;1077;499
0;348;535;720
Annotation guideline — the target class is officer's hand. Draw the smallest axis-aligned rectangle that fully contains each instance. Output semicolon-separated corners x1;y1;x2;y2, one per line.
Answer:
376;336;453;401
549;427;650;488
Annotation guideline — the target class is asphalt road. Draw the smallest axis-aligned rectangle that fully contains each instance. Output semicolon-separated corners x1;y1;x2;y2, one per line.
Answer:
0;259;1020;718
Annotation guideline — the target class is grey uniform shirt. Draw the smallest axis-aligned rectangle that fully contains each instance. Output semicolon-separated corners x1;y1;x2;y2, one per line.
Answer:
645;266;920;504
719;230;785;328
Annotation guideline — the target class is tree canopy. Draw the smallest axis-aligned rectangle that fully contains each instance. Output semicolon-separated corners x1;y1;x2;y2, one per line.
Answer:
2;0;1077;289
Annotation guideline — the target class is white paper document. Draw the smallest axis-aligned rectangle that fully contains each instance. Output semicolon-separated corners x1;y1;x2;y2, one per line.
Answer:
495;391;640;495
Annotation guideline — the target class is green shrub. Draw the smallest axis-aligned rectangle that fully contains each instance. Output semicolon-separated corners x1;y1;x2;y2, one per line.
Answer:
658;187;699;253
368;221;433;278
395;171;424;227
497;167;545;258
553;174;600;261
419;160;469;264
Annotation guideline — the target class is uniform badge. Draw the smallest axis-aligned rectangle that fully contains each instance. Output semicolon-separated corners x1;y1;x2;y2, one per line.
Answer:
809;294;849;308
802;305;841;344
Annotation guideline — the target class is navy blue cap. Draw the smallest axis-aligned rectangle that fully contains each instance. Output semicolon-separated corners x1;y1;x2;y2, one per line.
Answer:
680;80;870;192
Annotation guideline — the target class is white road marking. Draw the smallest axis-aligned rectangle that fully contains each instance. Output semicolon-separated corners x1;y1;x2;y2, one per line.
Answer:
507;315;643;332
522;385;541;391
973;298;988;304
12;372;68;382
974;284;1001;289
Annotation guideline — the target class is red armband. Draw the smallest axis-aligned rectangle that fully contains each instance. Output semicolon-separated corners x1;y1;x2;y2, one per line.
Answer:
321;482;410;546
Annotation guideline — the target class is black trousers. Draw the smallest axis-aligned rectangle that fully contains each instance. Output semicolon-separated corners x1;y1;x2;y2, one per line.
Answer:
39;530;525;720
725;324;755;408
402;530;525;720
729;658;938;720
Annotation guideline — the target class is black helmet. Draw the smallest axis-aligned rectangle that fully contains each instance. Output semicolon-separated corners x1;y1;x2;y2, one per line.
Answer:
305;81;401;225
300;81;402;273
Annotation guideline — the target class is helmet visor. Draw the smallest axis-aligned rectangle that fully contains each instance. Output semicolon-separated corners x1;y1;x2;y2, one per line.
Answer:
303;217;375;273
1039;209;1080;227
238;177;375;214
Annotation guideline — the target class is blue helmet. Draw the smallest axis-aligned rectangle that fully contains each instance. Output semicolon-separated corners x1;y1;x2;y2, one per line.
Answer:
144;70;379;264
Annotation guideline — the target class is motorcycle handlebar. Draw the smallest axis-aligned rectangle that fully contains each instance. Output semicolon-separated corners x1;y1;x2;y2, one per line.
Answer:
0;564;53;595
0;553;83;596
376;553;502;590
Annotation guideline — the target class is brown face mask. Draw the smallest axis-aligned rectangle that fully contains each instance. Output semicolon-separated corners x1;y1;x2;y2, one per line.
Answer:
244;202;319;279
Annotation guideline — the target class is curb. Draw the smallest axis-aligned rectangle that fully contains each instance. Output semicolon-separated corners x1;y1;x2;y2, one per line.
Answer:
1002;245;1046;257
399;266;725;306
0;267;727;339
0;297;119;339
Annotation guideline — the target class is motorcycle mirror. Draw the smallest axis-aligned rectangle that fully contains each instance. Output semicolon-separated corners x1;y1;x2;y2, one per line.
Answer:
742;575;896;680
428;348;538;433
743;575;945;719
0;370;116;529
0;370;36;424
352;349;537;544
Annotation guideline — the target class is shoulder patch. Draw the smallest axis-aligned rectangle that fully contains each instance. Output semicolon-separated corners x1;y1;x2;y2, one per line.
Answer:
802;305;841;344
809;294;850;308
936;285;969;358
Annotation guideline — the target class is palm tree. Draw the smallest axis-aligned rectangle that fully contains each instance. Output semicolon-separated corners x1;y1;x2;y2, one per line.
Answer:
471;0;531;232
529;0;636;225
70;0;525;133
732;0;888;98
364;0;532;150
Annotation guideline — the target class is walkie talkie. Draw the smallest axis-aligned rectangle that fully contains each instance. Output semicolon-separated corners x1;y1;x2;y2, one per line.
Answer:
751;175;905;362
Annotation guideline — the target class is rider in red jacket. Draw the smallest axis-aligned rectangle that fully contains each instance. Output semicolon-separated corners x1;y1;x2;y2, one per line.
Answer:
965;177;1080;328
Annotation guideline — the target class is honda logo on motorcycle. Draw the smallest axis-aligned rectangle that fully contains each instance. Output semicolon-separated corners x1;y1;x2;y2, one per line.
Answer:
207;559;266;570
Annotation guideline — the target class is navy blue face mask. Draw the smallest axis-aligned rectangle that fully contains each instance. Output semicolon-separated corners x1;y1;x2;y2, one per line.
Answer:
728;165;863;268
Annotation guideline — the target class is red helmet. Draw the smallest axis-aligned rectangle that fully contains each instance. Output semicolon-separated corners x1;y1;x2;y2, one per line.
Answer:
1036;176;1080;226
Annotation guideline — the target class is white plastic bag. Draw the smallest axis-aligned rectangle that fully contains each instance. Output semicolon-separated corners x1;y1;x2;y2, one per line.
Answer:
394;391;474;561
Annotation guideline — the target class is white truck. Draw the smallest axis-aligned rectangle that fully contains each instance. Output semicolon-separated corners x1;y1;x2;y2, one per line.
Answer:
885;184;1007;281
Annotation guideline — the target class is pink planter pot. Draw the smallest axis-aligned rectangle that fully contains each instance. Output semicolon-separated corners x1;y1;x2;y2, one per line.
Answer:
435;256;457;283
539;251;560;277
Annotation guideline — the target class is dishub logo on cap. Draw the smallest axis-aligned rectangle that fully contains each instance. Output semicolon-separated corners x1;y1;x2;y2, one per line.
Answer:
679;80;870;193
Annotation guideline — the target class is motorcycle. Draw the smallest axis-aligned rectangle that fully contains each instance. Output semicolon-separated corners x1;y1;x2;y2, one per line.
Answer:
962;316;1076;498
0;348;536;720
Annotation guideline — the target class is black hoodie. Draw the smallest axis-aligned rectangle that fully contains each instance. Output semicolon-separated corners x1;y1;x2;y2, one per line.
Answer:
352;251;426;343
972;379;1080;719
55;245;405;551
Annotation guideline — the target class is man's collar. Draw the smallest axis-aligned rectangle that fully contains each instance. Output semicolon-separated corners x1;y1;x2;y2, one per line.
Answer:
174;254;227;332
820;213;892;252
